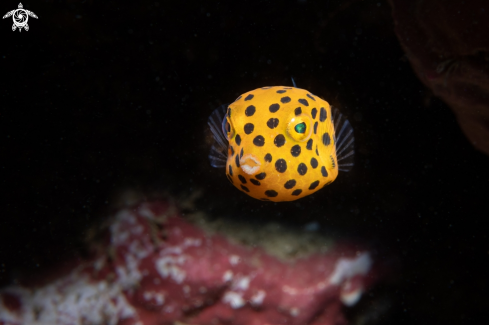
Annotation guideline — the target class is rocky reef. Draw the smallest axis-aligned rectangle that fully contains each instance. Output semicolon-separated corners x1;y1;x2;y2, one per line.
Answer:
390;0;489;155
0;200;377;325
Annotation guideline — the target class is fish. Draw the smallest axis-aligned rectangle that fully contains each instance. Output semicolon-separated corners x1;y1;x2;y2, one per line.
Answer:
208;86;354;202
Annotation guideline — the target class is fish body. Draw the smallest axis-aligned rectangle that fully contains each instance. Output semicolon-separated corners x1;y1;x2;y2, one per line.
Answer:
208;86;354;202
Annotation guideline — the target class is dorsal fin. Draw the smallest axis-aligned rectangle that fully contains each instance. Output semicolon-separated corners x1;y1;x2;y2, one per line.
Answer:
207;104;228;168
332;108;355;172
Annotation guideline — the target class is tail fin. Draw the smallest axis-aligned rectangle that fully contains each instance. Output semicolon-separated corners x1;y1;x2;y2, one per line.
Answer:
332;108;354;172
207;104;228;168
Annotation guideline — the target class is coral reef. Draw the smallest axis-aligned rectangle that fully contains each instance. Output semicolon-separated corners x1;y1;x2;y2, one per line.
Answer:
0;201;375;325
389;0;489;155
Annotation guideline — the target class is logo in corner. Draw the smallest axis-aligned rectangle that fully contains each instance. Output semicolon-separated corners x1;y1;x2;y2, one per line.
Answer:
3;3;37;32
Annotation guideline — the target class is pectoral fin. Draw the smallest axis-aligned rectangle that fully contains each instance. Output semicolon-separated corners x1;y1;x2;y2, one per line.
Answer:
332;108;355;172
207;104;229;168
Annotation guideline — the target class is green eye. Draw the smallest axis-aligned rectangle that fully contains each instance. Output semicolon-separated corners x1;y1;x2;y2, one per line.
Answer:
294;122;306;134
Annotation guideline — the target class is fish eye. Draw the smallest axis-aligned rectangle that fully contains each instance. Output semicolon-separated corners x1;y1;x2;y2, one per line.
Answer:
225;119;231;133
294;122;306;134
221;113;235;140
287;114;312;142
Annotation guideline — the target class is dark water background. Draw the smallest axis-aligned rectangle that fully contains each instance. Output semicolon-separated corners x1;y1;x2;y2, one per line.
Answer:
1;0;488;324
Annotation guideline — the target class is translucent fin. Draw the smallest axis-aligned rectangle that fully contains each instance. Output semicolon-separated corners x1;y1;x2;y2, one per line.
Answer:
291;76;297;88
209;143;227;168
332;107;355;172
207;104;229;168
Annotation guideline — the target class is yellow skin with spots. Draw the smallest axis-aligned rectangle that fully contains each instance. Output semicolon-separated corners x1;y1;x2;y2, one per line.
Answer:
225;86;339;202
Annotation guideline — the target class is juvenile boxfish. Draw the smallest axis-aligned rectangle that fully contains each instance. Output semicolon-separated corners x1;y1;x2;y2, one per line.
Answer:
208;86;354;202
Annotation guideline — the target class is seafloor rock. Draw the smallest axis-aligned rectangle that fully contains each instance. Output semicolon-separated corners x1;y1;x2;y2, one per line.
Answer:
0;201;376;325
389;0;489;155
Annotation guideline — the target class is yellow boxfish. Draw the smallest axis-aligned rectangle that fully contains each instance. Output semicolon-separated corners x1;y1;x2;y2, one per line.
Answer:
208;86;354;202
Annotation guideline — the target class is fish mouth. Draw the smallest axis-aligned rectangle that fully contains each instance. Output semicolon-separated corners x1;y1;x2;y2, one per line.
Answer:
240;154;261;175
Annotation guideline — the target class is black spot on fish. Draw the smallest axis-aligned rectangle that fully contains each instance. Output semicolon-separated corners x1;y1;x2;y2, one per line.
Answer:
265;190;278;197
284;180;296;189
244;94;254;101
309;180;320;190
276;90;286;94
292;189;302;196
295;107;302;115
244;123;254;134
320;107;327;122
253;135;265;147
275;159;287;173
298;163;308;175
264;153;272;163
291;145;301;157
274;134;286;147
240;148;244;158
314;121;318;134
316;145;319;156
307;93;316;101
298;98;309;106
281;96;291;103
235;134;241;146
230;146;235;156
322;133;331;146
228;165;233;176
321;166;328;177
267;118;279;129
238;175;247;184
245;105;256;116
306;139;313;150
235;154;240;168
256;172;267;180
250;179;261;186
269;103;280;113
240;185;250;192
310;157;318;169
311;108;317;119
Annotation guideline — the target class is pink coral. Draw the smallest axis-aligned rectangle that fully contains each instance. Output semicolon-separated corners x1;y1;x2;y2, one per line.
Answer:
0;201;375;325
